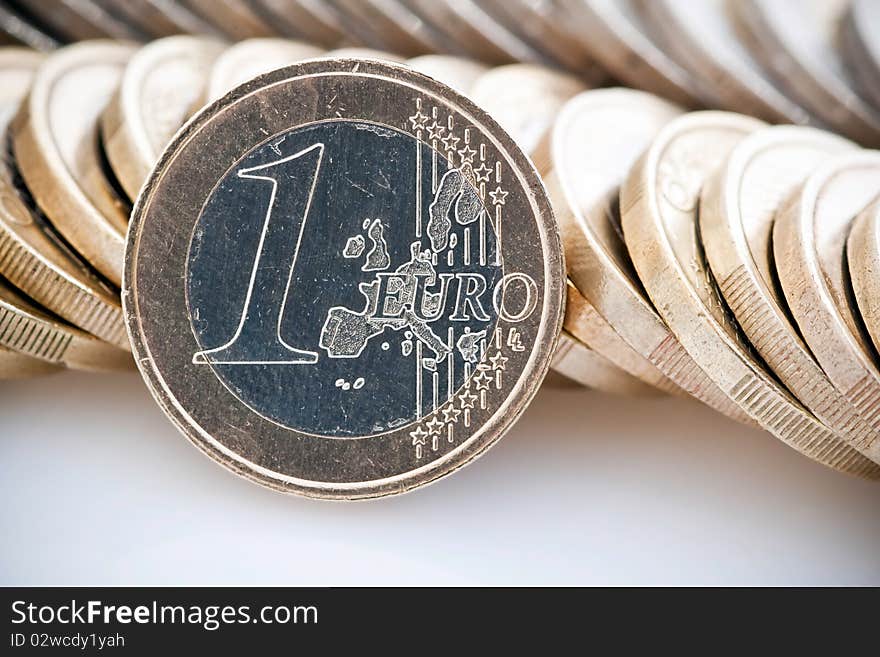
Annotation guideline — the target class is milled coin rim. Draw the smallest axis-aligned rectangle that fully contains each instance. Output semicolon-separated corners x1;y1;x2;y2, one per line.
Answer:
552;330;658;395
699;125;879;461
621;111;879;478
124;57;565;499
847;198;880;359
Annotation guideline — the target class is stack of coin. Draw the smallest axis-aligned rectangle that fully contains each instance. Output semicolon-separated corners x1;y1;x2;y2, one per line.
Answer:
1;1;880;495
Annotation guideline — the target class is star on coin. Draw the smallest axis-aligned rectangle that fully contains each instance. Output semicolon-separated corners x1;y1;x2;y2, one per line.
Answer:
458;389;478;409
410;425;429;445
473;369;494;390
409;108;429;131
458;143;476;166
441;131;460;151
441;405;462;424
473;162;492;182
425;415;444;436
426;121;445;141
489;186;508;205
489;351;508;371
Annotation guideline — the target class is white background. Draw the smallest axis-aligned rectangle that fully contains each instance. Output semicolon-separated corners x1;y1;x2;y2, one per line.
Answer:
2;369;879;585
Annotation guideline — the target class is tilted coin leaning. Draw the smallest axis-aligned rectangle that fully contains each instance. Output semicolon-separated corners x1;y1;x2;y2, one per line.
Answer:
125;58;564;499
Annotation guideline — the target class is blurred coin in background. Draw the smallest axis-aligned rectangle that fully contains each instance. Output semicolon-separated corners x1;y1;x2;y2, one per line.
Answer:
773;151;880;462
250;0;349;47
621;111;878;478
559;0;709;107
204;38;322;102
839;0;880;112
101;35;224;200
406;54;488;96
732;0;880;147
636;0;812;124
699;126;879;461
0;2;58;50
11;0;144;41
183;0;274;40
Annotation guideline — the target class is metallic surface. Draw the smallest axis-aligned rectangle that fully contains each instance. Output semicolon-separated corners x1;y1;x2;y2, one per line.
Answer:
840;0;880;112
101;35;224;200
847;198;880;359
637;0;811;124
183;0;274;40
732;0;880;147
0;48;125;348
699;126;880;462
331;0;442;55
0;3;59;50
251;0;349;47
405;54;488;96
774;152;880;465
621;111;879;478
124;59;564;498
204;38;323;102
12;0;144;41
548;90;751;416
11;40;134;287
559;0;707;107
552;330;657;395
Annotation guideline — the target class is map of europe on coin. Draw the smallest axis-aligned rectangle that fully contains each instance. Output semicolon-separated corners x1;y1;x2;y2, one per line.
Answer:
125;59;563;499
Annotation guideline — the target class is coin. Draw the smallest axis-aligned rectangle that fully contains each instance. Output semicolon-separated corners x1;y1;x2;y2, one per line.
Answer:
636;0;812;124
0;4;58;50
90;0;187;38
621;111;879;478
839;0;880;112
250;0;349;47
773;152;880;464
13;0;144;41
406;54;488;96
547;89;752;419
699;126;879;461
0;277;130;371
731;0;880;147
12;40;135;287
476;0;604;80
0;47;126;348
564;281;680;395
326;47;405;63
405;0;548;65
558;0;708;108
102;36;225;201
334;0;449;55
469;63;587;165
183;0;275;40
0;342;58;379
847;198;880;356
552;330;658;395
124;58;564;498
204;38;323;103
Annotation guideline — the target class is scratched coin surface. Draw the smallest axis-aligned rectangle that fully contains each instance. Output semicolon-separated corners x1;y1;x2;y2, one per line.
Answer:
731;0;880;147
699;126;880;462
621;111;879;478
773;152;880;464
125;59;564;499
102;35;224;200
205;38;324;102
548;89;753;415
636;0;811;124
847;198;880;359
12;40;134;287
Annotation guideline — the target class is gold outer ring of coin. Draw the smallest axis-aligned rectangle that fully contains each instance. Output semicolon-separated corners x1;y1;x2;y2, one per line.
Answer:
552;330;659;395
11;40;136;287
0;280;131;372
773;151;880;462
699;125;880;463
204;38;324;103
325;47;405;62
847;198;880;357
101;35;226;201
546;89;753;416
123;58;565;499
621;111;880;479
